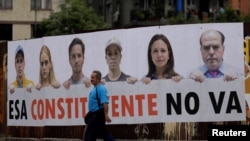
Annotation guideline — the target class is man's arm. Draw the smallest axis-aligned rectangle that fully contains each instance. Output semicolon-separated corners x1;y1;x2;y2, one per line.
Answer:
103;103;111;123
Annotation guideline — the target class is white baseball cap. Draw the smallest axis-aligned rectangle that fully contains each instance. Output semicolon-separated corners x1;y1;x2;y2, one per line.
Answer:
105;37;122;51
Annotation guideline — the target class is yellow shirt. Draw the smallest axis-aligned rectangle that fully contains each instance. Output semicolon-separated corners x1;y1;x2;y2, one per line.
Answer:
246;77;250;93
245;63;250;93
11;75;34;88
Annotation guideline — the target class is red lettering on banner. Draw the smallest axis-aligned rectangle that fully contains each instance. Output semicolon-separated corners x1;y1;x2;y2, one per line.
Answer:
122;95;134;116
75;98;78;118
37;99;44;120
57;98;64;119
112;96;119;116
46;99;55;119
31;97;88;120
31;100;37;120
111;93;158;117
80;98;87;117
136;95;145;116
30;94;157;120
148;93;158;115
65;98;73;118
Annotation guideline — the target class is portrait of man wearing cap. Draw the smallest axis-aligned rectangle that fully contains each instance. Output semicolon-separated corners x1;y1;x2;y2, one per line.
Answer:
103;37;138;84
9;45;34;94
101;37;138;139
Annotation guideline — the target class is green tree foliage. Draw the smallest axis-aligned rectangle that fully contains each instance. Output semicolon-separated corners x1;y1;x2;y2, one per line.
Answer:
41;0;110;36
215;7;244;22
165;6;250;25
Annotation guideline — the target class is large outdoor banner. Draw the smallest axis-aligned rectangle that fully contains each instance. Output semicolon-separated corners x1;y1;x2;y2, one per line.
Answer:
7;23;246;126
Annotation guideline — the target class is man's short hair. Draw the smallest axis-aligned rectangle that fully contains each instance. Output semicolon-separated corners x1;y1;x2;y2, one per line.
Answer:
93;70;102;80
68;38;85;56
200;30;225;45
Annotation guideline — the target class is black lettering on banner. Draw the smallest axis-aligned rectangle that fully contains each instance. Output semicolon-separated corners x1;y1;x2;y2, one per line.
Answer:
166;93;181;115
209;91;242;114
185;92;199;115
226;91;242;113
166;92;199;115
9;100;14;119
20;100;27;119
15;100;20;119
209;91;225;113
8;100;28;120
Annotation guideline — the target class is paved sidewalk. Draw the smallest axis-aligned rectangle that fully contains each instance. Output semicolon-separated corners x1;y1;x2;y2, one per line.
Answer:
0;138;207;141
0;138;164;141
0;137;200;141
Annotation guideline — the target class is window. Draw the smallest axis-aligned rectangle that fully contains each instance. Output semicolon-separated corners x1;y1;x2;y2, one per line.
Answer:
168;0;173;6
31;24;43;38
0;0;12;9
31;0;52;10
0;24;12;40
192;0;196;5
187;0;197;6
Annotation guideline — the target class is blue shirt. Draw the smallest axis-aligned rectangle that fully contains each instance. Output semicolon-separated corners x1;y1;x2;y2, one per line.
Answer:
88;83;109;112
188;62;244;78
150;73;158;80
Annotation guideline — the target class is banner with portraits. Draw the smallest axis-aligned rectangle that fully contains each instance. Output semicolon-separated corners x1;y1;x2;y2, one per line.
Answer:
7;23;246;126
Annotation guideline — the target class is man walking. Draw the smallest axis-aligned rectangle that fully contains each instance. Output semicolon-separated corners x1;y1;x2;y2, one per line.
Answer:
84;70;115;141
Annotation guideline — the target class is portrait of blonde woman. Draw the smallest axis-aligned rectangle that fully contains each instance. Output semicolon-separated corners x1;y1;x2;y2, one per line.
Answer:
35;45;61;90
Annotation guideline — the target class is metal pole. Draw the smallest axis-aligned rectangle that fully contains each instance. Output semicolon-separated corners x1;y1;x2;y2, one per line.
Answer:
34;0;37;38
103;0;106;21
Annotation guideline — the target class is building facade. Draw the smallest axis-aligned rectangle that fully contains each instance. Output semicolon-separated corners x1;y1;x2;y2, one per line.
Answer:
0;0;63;41
0;0;249;41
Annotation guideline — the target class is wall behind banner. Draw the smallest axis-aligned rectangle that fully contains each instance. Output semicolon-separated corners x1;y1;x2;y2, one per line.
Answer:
0;42;7;127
